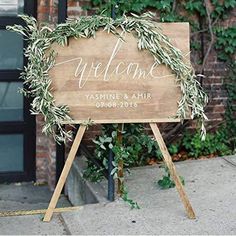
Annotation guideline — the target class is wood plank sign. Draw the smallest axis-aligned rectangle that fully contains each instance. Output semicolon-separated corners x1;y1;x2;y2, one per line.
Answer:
43;22;196;222
50;23;190;124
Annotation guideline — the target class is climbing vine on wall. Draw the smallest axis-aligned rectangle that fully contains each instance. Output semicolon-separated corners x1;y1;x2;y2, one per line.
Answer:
215;26;236;151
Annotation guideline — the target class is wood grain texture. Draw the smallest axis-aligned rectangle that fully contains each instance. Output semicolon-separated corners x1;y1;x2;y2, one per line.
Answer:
49;23;190;124
43;125;86;222
150;122;196;219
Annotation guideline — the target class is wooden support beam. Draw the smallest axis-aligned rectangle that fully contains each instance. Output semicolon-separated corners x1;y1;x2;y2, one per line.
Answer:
43;125;87;222
150;122;196;219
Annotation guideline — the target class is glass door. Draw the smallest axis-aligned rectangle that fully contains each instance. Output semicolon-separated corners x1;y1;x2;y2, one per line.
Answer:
0;0;36;182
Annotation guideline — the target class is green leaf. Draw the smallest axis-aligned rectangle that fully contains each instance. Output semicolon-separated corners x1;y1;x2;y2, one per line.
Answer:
110;167;118;176
111;131;117;138
104;137;112;143
100;144;106;150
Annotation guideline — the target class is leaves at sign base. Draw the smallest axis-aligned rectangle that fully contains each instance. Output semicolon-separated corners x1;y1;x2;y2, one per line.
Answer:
157;175;185;189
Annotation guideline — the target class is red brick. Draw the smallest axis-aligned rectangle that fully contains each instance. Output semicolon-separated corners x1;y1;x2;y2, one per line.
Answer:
68;0;79;7
38;0;49;7
79;1;91;7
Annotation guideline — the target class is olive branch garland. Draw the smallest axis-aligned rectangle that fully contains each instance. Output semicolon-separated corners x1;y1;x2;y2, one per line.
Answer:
7;12;208;143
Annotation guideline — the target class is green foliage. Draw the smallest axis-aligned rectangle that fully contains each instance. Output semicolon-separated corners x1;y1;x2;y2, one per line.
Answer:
7;16;73;143
86;0;176;20
91;124;162;173
80;0;236;208
118;124;163;166
191;41;201;51
211;0;236;19
157;165;184;189
83;160;105;182
184;0;206;16
84;0;236;49
85;0;236;22
214;25;236;153
83;123;163;208
168;143;180;155
10;1;235;209
83;0;236;157
8;13;208;142
215;26;236;61
122;186;140;209
223;63;236;152
182;130;232;158
83;1;235;148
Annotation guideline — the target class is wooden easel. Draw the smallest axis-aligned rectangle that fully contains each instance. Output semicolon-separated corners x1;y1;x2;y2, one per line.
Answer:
43;122;195;222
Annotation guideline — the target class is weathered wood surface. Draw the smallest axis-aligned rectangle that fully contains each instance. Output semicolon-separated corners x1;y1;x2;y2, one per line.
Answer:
43;125;87;222
49;23;190;124
150;122;196;219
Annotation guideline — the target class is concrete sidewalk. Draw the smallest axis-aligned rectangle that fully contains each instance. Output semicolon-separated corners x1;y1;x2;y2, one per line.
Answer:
0;156;236;235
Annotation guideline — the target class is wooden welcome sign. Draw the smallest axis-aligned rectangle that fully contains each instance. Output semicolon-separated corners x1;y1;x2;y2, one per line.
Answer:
43;23;196;222
50;23;189;124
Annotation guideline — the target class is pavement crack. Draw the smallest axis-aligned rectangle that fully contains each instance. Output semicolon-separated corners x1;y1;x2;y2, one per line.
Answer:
222;157;236;168
58;213;72;235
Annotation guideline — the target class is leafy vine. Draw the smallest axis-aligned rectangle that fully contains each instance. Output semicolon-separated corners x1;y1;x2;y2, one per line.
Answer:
8;12;208;143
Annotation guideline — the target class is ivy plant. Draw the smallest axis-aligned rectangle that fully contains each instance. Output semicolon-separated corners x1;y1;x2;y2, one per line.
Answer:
7;13;208;142
157;165;185;189
214;25;236;152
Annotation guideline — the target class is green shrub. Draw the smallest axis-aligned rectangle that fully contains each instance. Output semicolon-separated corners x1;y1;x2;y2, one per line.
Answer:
182;130;231;158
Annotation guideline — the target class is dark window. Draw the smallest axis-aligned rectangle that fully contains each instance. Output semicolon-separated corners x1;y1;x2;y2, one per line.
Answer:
0;0;37;183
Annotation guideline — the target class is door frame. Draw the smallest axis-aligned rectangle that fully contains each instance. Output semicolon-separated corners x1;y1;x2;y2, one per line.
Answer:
0;0;37;183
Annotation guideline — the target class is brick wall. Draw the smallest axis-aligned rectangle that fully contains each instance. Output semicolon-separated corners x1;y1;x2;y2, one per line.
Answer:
36;0;59;189
38;0;58;24
67;0;87;17
202;7;236;130
36;0;235;189
36;115;56;189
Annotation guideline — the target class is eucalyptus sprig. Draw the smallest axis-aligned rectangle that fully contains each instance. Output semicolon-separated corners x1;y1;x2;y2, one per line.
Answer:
7;12;208;142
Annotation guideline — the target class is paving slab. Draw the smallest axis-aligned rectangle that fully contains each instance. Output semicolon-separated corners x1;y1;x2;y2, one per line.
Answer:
0;214;68;235
0;156;236;235
0;182;72;235
0;182;71;211
61;156;236;235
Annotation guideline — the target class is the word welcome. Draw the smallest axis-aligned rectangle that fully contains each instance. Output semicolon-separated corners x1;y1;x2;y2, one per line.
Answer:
55;32;174;88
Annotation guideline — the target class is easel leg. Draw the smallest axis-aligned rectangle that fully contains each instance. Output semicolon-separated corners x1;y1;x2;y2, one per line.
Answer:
150;123;196;219
43;125;87;222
